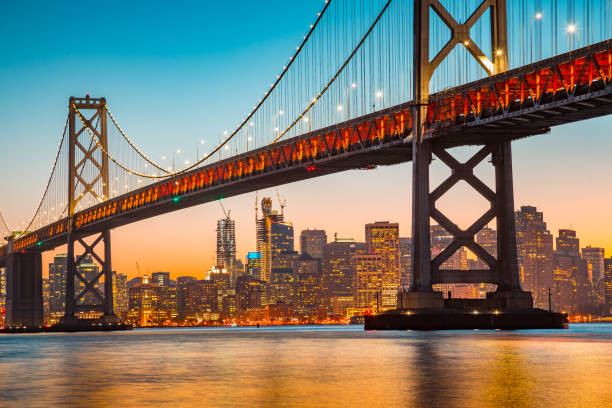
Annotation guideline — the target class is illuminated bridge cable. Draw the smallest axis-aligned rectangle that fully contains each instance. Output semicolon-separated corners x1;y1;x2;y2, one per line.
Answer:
104;105;170;174
0;208;12;236
273;0;394;144
81;0;334;178
17;117;69;237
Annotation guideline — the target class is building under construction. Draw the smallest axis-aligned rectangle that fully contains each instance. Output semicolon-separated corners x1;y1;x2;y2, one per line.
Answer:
256;196;293;282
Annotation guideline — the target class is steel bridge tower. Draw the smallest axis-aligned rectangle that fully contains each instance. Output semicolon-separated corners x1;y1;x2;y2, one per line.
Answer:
61;96;118;324
406;0;533;308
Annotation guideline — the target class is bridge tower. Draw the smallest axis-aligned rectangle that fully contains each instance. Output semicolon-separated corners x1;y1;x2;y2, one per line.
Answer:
406;0;533;308
62;96;117;324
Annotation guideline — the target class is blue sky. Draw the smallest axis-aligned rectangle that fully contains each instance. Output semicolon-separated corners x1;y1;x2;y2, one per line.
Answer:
1;0;611;277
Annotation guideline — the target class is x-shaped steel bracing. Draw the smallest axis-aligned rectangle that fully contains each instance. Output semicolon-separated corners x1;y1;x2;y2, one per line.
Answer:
430;145;498;280
72;109;105;207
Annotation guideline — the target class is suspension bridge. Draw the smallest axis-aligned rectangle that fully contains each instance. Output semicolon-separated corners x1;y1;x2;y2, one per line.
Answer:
1;0;612;328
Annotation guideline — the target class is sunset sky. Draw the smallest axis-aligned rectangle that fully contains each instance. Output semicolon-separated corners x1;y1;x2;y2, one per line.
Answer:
1;0;611;280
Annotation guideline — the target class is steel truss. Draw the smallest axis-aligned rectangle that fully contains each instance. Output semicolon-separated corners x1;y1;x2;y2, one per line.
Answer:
64;96;116;322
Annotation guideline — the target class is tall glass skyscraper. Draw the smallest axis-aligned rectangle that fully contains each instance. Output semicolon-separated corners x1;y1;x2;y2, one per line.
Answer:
515;206;553;309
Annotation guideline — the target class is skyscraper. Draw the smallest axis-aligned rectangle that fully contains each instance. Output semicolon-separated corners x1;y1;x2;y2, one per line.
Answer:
0;267;5;326
216;215;236;277
76;255;100;306
293;253;323;314
270;252;298;306
553;229;588;313
515;206;554;309
323;238;367;309
365;222;400;310
605;258;612;316
399;237;412;288
300;229;327;259
113;272;128;317
48;254;67;314
256;197;291;282
354;254;383;313
582;246;605;283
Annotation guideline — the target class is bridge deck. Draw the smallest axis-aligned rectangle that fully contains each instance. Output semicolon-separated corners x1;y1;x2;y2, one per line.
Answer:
1;40;611;260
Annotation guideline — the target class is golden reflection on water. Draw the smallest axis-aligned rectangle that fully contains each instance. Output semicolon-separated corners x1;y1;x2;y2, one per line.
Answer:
0;326;611;408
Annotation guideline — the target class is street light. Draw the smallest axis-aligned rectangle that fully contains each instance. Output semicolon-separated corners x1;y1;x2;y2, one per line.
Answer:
567;24;579;50
531;12;543;62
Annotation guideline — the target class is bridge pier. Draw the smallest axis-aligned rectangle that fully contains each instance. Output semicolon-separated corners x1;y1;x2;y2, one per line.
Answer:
61;230;118;325
4;251;43;327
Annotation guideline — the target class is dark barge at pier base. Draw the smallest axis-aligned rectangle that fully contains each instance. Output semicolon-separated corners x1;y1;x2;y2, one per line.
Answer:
364;308;568;330
364;292;568;330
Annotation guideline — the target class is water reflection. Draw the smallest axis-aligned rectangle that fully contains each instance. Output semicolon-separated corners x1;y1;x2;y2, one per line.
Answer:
0;325;611;408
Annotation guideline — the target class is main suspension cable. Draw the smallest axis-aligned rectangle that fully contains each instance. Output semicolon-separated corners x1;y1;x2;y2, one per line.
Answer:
17;117;69;236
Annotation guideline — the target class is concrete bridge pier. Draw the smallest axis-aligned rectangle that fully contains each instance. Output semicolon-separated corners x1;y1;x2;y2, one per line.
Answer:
4;251;43;327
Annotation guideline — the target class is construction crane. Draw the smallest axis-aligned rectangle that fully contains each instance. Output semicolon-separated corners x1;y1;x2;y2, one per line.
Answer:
275;188;286;217
136;262;141;277
218;199;230;219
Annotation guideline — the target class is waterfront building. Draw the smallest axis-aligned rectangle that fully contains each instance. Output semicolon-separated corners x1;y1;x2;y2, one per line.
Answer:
182;280;218;320
48;254;67;314
0;267;5;326
267;301;295;322
293;253;323;314
323;238;366;309
127;278;163;326
235;275;267;312
515;206;554;309
365;222;400;310
113;272;128;317
605;258;612;316
300;229;327;260
553;230;588;313
269;252;298;305
42;278;50;317
354;254;383;313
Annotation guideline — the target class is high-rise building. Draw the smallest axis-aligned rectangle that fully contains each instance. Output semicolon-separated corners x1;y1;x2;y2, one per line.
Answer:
354;254;383;313
245;252;261;278
42;278;50;317
235;275;267;312
399;237;412;288
515;206;554;309
270;252;298;306
605;258;612;316
582;246;605;283
151;272;171;287
127;278;163;326
48;254;67;313
256;197;291;282
176;276;198;320
300;229;327;259
216;215;237;277
553;230;588;313
113;272;128;317
323;238;366;309
76;254;100;306
365;222;400;310
181;280;219;320
0;267;5;326
293;253;323;314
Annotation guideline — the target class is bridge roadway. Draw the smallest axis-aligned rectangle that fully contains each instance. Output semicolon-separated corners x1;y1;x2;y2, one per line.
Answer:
1;40;611;265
